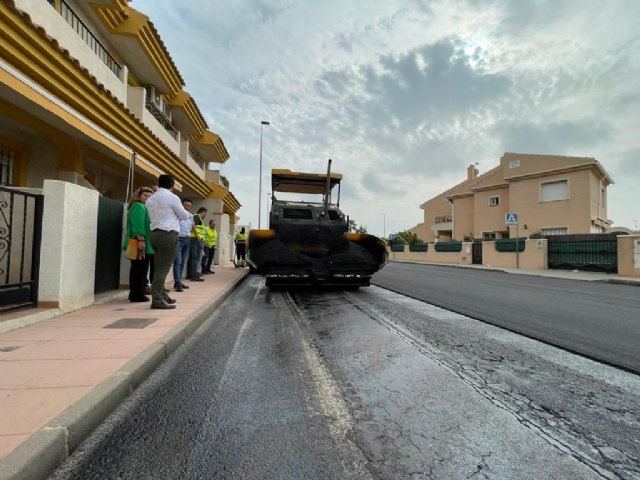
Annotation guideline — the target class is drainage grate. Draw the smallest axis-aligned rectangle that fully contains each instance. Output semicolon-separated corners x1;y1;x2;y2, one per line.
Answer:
104;317;158;329
0;345;23;353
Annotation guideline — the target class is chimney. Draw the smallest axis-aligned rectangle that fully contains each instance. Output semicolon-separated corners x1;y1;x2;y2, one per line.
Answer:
467;163;479;180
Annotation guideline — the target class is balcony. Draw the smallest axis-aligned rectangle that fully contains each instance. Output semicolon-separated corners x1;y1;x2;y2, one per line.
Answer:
20;0;128;103
47;0;122;78
145;98;178;140
433;216;453;232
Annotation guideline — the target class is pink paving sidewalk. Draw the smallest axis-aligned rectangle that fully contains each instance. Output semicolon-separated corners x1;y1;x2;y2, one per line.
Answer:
0;263;247;462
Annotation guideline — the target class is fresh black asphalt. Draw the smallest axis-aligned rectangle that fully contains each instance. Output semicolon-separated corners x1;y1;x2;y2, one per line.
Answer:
372;262;640;373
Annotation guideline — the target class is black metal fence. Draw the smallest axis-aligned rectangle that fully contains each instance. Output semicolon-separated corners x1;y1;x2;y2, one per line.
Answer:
94;196;124;293
0;187;43;311
546;233;618;273
472;239;483;264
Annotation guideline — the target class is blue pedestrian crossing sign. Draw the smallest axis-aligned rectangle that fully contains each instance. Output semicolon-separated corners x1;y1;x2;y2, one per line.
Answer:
505;213;519;225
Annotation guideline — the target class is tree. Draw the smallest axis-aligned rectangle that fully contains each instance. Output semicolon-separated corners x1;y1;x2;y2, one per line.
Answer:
388;230;423;245
348;219;368;234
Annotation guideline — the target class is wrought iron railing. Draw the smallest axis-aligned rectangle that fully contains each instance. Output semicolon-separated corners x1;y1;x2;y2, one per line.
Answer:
0;187;44;311
188;146;205;170
435;216;452;224
47;0;122;78
145;98;178;139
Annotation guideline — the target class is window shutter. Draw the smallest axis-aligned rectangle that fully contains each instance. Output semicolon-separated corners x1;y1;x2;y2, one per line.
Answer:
541;180;568;202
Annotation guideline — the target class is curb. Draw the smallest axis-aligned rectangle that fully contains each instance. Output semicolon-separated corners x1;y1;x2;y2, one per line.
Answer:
0;272;249;480
597;278;640;287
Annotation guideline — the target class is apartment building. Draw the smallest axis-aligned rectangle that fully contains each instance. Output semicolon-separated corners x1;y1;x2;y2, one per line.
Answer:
410;153;614;242
0;0;240;220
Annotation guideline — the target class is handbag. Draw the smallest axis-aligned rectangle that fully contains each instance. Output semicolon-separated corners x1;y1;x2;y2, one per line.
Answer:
125;238;145;260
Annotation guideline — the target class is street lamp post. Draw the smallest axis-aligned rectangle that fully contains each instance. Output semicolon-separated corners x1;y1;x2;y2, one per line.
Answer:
258;120;270;229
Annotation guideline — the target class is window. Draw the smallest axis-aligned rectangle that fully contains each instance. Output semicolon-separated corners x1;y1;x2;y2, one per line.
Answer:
541;227;568;236
489;196;500;206
540;180;569;202
483;232;496;240
1;148;14;186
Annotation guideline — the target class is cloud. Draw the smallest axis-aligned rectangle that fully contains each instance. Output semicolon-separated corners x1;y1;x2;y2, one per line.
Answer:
130;0;640;233
495;119;613;156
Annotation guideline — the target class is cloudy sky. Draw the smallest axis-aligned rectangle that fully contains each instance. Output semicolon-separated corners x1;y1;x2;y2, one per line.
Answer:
131;0;639;236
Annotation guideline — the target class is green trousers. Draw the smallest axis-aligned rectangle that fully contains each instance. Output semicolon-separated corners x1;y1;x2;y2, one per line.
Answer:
150;230;178;305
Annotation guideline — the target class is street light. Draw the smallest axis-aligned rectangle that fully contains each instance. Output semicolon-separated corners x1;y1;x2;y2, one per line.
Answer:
258;120;270;229
383;213;386;239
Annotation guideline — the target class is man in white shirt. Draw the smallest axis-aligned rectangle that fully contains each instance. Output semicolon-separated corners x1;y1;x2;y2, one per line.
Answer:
145;174;190;309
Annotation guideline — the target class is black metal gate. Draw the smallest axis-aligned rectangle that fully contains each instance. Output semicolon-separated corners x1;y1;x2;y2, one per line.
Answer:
0;186;43;311
472;239;483;264
94;196;124;293
546;233;618;273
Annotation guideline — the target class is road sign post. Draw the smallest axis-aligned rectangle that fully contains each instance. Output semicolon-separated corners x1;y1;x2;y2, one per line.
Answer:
505;213;520;268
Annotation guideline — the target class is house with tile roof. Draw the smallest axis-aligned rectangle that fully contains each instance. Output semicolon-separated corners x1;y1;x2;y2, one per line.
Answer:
0;0;242;310
410;153;614;242
0;0;240;217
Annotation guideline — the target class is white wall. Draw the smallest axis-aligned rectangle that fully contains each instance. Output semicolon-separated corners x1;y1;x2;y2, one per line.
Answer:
214;213;232;263
38;180;99;310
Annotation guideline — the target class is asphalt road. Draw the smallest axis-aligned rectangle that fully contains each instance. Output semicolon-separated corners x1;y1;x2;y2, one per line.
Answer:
372;262;640;373
48;276;640;479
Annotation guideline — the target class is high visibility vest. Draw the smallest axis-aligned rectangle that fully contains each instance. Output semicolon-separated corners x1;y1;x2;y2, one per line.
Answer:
189;216;206;239
235;232;247;244
203;227;217;247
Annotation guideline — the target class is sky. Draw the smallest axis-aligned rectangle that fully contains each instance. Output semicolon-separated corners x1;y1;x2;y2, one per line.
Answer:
131;0;639;236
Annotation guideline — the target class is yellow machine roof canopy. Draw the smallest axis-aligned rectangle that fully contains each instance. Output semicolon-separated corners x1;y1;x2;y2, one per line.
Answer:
271;169;343;194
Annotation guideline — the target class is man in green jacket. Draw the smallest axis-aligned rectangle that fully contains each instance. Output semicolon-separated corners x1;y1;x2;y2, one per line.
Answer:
201;219;218;274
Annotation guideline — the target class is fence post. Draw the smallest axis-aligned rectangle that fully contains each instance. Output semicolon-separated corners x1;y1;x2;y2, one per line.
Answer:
617;235;640;277
38;180;99;311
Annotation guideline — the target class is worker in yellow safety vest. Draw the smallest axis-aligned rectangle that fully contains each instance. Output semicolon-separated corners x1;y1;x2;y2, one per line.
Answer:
187;207;207;280
235;227;247;267
201;220;218;274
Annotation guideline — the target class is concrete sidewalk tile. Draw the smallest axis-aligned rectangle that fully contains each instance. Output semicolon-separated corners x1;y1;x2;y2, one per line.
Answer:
110;326;173;339
41;316;123;328
0;340;102;361
0;326;120;342
0;386;90;435
0;358;129;389
74;338;157;359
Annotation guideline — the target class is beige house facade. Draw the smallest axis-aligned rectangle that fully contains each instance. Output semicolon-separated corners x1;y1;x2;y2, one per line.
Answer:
410;153;614;242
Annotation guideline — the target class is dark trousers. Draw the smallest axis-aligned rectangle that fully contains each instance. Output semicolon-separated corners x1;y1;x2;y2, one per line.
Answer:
173;236;190;284
202;246;215;272
150;230;178;305
236;243;246;261
187;237;203;279
129;257;150;301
